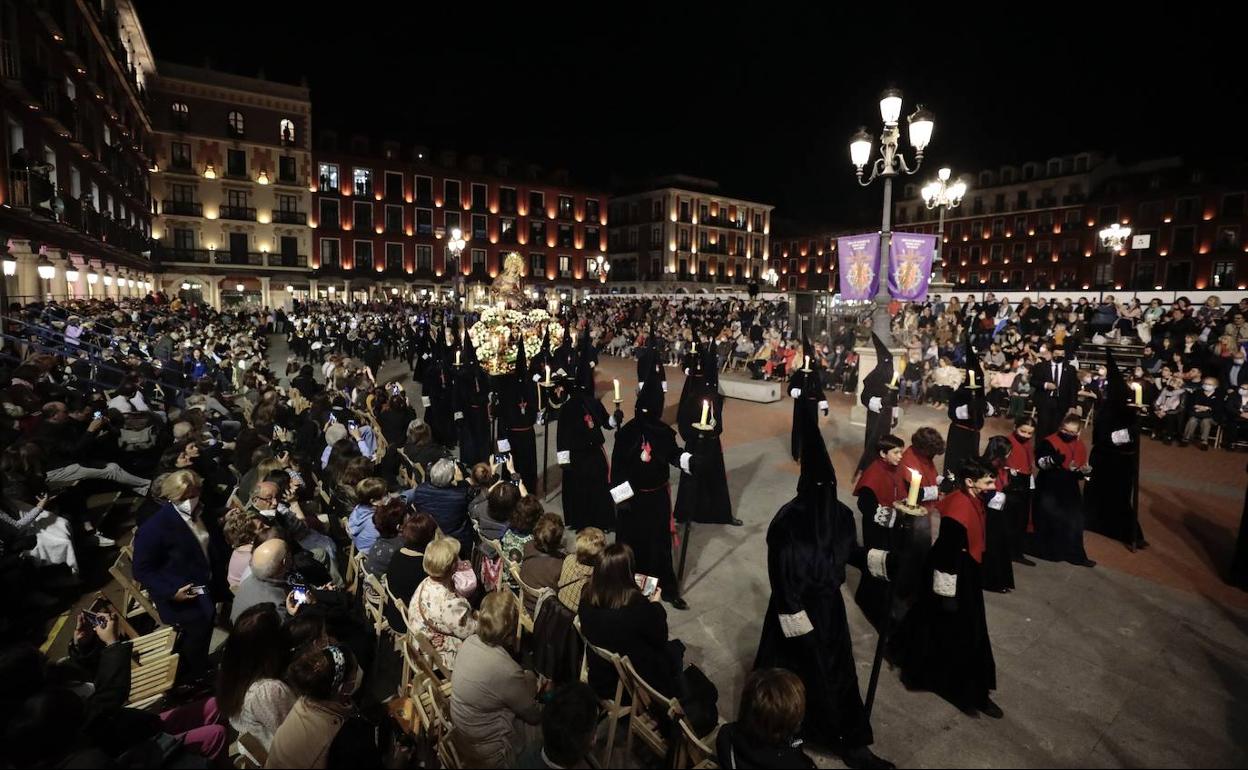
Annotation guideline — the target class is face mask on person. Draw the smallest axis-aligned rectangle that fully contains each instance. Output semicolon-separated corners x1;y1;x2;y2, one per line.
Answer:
1203;384;1217;393
1236;357;1246;366
175;497;199;517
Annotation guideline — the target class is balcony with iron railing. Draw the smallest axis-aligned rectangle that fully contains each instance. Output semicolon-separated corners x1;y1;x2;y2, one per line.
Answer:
219;205;257;222
5;169;154;256
161;200;203;217
272;210;308;225
698;215;747;231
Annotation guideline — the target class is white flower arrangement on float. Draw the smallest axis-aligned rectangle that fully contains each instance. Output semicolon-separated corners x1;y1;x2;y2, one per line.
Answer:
468;307;555;375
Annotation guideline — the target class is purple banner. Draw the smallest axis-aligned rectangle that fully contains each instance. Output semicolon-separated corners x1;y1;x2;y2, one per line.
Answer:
887;232;938;301
837;234;881;301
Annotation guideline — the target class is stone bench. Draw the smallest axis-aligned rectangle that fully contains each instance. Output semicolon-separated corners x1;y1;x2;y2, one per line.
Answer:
719;375;782;403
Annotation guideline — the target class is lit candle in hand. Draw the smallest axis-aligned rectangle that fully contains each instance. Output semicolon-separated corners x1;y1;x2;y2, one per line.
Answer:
700;399;709;426
1130;382;1142;406
456;350;461;366
906;468;922;507
613;378;620;401
545;364;551;383
804;355;810;371
968;370;977;389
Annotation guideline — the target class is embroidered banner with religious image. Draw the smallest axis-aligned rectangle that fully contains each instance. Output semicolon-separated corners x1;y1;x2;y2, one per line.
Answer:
887;232;937;301
837;233;881;301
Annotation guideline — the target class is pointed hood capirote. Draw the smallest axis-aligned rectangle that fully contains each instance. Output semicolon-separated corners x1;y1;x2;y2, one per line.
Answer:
1094;347;1136;436
575;327;596;392
636;352;665;417
860;332;894;404
961;329;983;391
514;334;529;383
462;328;479;366
797;398;836;496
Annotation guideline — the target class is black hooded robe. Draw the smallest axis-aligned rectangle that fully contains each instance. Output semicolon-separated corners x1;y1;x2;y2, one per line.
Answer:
557;392;616;531
674;392;733;525
611;417;681;598
753;461;873;749
1028;433;1091;564
454;365;492;467
498;344;540;494
943;385;985;476
1084;357;1144;548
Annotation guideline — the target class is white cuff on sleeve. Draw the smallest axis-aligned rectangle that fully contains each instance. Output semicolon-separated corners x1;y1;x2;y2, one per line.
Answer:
557;450;571;465
868;396;882;413
454;411;464;420
955;405;970;420
923;485;940;502
986;403;996;417
532;373;542;383
818;400;829;414
679;452;692;474
873;506;897;529
867;549;890;581
662;381;668;393
933;570;958;598
778;611;814;638
790;388;802;398
1111;428;1131;445
988;491;1006;510
608;415;617;429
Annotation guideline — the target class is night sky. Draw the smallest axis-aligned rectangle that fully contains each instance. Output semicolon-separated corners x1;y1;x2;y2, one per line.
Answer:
133;3;1243;231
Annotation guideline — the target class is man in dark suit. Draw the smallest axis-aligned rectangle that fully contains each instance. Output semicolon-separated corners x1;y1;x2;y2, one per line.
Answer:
1032;348;1079;438
131;471;217;681
1221;350;1248;390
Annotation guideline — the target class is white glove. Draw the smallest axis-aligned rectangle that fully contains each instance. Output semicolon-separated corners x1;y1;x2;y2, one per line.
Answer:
557;450;571;465
868;396;882;413
790;388;802;398
679;452;692;474
661;381;668;393
532;373;542;383
454;411;464;421
955;405;970;420
988;491;1006;510
684;368;690;375
778;611;814;638
986;402;996;417
818;400;829;414
1037;456;1056;470
933;570;958;598
1029;474;1036;490
1111;428;1131;445
923;485;940;502
608;415;617;429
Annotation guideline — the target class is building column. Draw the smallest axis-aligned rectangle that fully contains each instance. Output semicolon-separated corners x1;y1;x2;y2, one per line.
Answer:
259;276;272;308
343;279;352;304
50;254;70;300
16;250;39;303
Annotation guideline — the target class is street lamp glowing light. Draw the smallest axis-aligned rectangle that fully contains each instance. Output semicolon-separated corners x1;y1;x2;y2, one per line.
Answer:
235;283;244;292
1099;223;1132;251
37;258;55;281
879;88;903;125
3;257;17;276
948;180;967;205
102;274;113;287
907;105;935;152
66;269;79;282
181;282;190;290
86;269;98;285
849;128;874;169
938;167;951;182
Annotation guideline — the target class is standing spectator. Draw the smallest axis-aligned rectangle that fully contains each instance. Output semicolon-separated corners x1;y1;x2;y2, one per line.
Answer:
131;470;217;680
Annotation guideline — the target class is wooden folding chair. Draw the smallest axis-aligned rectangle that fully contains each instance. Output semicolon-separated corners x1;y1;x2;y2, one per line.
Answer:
127;625;181;709
342;541;361;596
109;546;165;628
422;678;464;769
675;716;721;770
573;618;632;767
230;732;268;769
361;572;395;656
507;562;551;639
622;655;684;763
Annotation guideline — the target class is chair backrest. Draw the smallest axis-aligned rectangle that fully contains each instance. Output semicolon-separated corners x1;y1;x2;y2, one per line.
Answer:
621;654;684;731
573;617;631;708
127;626;181;709
109;547;164;627
234;732;269;768
361;572;390;635
676;716;720;770
409;627;453;687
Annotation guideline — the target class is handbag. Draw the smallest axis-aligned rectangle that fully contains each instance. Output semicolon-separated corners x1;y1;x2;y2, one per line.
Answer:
452;559;478;597
480;554;503;592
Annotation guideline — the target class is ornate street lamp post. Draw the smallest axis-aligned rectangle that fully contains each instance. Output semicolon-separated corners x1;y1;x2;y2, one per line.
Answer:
921;167;967;284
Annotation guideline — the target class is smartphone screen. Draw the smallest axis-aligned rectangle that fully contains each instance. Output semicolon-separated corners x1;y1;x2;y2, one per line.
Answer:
189;585;207;597
93;410;103;420
290;586;310;606
634;573;659;598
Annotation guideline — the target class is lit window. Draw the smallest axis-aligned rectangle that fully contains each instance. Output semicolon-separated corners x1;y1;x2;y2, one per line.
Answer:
227;111;245;137
279;118;295;145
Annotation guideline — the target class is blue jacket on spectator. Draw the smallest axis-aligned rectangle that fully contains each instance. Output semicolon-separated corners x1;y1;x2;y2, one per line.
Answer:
404;483;475;554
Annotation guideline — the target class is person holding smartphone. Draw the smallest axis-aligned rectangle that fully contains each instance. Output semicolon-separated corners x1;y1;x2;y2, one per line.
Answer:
131;470;217;681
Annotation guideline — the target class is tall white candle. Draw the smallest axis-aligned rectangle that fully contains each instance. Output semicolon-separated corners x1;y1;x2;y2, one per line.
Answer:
613;379;620;401
906;468;922;507
700;399;709;425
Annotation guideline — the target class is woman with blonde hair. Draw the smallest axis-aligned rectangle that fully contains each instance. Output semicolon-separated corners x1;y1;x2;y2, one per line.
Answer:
557;526;605;611
408;535;478;669
449;591;542;767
